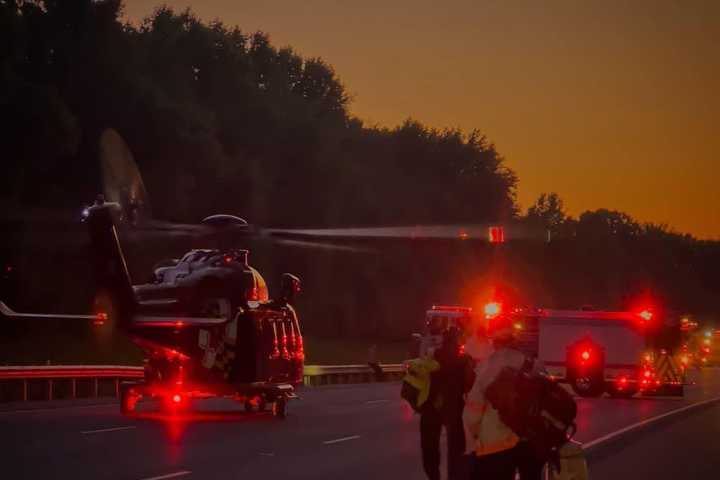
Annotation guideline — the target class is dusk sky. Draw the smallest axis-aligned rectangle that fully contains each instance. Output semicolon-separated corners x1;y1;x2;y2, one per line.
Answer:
124;1;719;238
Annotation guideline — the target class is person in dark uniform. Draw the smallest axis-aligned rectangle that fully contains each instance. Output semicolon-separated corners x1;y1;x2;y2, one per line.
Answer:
420;326;474;480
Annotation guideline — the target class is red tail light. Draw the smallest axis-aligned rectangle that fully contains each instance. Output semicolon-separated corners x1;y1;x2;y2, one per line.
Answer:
271;324;280;359
638;309;653;321
172;394;182;404
281;331;290;360
296;335;305;361
581;350;591;361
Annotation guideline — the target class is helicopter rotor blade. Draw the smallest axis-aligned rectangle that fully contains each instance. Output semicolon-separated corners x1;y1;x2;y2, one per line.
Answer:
98;129;151;223
265;224;543;242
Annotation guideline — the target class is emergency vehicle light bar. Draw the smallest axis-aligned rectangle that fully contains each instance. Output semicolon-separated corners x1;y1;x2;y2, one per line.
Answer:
431;305;472;313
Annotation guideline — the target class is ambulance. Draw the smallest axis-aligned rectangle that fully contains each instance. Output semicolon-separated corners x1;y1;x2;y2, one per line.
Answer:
516;308;685;398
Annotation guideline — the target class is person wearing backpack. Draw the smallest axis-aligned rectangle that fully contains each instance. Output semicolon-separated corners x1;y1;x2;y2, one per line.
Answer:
463;314;545;479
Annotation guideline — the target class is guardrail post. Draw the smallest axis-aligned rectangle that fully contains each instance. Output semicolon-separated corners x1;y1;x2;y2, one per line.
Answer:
93;378;99;398
114;378;119;398
48;379;53;401
71;378;77;399
22;379;27;401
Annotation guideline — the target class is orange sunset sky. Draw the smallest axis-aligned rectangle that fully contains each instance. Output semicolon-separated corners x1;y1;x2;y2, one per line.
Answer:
124;1;719;238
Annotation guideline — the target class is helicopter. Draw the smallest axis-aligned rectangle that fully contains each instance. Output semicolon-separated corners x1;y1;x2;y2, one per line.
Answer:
1;196;304;417
0;128;541;416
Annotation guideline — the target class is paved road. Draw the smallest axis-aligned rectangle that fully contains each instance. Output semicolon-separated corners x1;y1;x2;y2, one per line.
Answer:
2;368;719;480
588;400;720;479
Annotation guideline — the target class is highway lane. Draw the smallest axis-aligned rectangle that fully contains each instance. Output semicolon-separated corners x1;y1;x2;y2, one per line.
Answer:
2;368;719;479
588;400;720;479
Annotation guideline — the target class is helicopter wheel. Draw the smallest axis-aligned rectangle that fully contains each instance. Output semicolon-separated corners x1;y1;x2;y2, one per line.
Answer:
272;397;288;419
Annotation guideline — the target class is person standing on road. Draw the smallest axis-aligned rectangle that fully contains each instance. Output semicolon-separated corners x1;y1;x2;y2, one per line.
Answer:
463;314;544;479
420;326;474;480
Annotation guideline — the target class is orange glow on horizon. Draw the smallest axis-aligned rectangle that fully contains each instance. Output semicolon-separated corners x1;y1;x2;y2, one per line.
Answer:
122;0;720;239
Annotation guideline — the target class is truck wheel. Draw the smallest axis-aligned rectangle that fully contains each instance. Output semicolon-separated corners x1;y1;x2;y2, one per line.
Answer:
606;385;637;398
272;397;287;419
571;377;604;398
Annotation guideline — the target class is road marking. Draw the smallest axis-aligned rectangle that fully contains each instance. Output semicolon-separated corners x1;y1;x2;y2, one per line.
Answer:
583;395;720;450
82;426;136;435
0;403;116;415
139;471;191;480
365;399;389;404
323;435;361;445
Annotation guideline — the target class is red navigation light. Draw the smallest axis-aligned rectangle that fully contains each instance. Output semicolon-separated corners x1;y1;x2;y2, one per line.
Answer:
246;286;259;301
223;254;233;264
484;302;502;318
488;226;505;244
172;394;182;404
93;312;108;326
638;310;653;321
581;350;591;361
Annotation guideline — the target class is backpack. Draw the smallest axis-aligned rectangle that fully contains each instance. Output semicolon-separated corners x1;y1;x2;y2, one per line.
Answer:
485;357;577;466
400;357;439;413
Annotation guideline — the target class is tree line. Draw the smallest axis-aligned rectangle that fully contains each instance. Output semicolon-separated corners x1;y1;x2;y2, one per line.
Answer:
1;1;717;329
0;0;516;226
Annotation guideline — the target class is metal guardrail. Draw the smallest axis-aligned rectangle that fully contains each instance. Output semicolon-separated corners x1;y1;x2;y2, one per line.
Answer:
0;363;405;402
303;363;405;386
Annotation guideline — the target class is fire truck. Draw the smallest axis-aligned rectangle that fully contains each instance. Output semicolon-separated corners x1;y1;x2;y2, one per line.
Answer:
515;308;685;398
409;305;474;358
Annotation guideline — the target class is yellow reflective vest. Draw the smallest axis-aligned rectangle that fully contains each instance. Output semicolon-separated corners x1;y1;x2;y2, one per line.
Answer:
403;357;440;409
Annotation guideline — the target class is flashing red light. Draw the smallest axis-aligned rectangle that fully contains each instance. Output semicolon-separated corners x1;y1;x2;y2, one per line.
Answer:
484;302;502;318
172;394;182;404
638;310;653;321
619;376;628;384
93;312;108;326
581;350;591;361
644;369;652;378
703;346;711;354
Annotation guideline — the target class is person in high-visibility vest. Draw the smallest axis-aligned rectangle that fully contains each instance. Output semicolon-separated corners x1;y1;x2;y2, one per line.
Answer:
418;327;474;480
